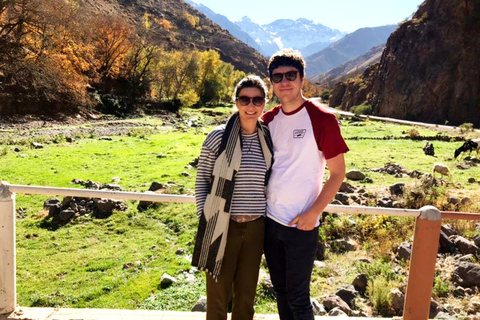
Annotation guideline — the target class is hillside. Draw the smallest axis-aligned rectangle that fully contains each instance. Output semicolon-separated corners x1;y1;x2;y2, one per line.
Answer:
312;44;385;87
329;0;480;127
84;0;267;75
0;0;267;116
305;25;396;78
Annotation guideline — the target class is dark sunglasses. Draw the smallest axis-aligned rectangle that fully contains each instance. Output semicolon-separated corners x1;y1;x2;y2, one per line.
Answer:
236;96;265;106
271;71;299;83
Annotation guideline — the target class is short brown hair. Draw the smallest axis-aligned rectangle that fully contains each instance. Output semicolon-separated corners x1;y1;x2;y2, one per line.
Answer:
232;75;268;102
267;48;306;78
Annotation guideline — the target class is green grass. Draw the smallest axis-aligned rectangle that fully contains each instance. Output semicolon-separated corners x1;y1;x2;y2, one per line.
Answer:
1;111;480;312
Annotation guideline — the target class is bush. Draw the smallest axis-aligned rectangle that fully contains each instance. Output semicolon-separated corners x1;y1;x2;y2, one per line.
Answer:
351;104;372;116
367;276;394;316
407;128;420;138
459;122;474;133
320;90;331;102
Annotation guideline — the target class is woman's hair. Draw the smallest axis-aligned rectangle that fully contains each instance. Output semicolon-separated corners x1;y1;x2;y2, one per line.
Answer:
232;75;268;103
267;48;306;78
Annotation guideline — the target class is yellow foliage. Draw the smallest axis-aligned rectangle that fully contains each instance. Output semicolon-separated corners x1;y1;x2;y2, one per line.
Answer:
142;13;152;30
182;12;198;28
154;17;174;30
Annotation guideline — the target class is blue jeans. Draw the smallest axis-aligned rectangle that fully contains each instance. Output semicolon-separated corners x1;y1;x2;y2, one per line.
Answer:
264;217;318;320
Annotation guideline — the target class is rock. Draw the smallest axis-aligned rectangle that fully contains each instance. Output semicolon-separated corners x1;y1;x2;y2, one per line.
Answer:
352;274;368;295
389;183;405;196
96;199;116;213
181;171;191;177
452;236;480;255
339;182;355;193
461;197;473;206
323;295;351;315
452;262;480;288
191;295;207;312
175;248;184;255
334;192;349;204
58;209;75;222
438;230;455;254
468;177;476;183
44;198;60;208
441;224;457;237
453;286;466;297
311;298;326;315
395;242;412;261
148;182;164;192
160;273;177;289
390;288;405;314
328;307;348;317
31;142;44;149
335;285;356;309
345;169;365;181
330;238;358;253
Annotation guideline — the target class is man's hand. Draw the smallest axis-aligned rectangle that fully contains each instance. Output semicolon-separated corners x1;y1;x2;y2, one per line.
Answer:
289;210;318;231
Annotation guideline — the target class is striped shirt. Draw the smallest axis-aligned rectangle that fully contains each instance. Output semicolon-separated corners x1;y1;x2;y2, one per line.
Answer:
195;126;268;217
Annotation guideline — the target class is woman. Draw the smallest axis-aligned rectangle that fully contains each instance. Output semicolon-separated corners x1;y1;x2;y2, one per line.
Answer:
192;75;273;320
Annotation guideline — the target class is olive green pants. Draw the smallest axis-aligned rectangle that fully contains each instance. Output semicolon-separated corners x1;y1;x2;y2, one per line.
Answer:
206;217;265;320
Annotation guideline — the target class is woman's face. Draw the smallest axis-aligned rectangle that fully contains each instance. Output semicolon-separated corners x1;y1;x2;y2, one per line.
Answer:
235;87;265;128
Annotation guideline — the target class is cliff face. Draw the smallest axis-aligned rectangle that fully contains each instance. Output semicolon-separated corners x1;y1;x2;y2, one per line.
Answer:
330;0;480;126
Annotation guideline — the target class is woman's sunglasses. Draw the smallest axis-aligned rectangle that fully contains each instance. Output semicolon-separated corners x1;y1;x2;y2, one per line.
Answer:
271;71;299;83
236;96;265;106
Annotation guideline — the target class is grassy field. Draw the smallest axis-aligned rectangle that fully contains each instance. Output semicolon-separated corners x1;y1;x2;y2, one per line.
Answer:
1;108;480;314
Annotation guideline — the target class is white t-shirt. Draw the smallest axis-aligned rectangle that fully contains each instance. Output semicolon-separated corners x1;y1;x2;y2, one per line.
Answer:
262;100;349;227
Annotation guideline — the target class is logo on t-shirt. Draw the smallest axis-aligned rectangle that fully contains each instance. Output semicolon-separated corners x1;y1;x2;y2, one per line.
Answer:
293;129;306;138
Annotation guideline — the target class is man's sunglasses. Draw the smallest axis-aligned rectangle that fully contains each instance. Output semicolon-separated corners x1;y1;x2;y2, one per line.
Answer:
236;96;265;106
271;71;299;83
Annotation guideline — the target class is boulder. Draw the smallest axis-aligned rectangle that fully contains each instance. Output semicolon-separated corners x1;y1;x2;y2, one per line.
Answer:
345;169;365;181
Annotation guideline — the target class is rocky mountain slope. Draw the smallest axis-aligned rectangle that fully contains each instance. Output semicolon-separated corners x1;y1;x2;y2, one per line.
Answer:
305;25;396;78
184;0;261;53
330;0;480;127
312;44;385;87
90;0;268;76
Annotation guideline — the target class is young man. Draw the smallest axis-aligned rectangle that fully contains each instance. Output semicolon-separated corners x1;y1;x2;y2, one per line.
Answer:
262;49;349;320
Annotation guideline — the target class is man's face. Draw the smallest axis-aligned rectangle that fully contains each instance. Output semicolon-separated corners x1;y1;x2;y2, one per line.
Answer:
270;66;303;105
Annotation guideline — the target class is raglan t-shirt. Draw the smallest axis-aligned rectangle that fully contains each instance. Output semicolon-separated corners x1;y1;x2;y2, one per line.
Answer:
262;100;349;227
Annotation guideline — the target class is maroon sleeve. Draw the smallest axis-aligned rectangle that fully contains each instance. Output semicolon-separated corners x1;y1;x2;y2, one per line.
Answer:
305;101;349;159
261;106;281;126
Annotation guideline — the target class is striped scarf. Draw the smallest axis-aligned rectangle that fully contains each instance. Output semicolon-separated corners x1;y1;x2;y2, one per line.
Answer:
192;112;273;280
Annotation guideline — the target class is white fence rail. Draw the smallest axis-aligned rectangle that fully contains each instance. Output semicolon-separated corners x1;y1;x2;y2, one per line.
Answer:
2;180;478;320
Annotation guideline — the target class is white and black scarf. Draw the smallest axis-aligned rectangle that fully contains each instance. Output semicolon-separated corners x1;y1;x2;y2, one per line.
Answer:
192;112;273;280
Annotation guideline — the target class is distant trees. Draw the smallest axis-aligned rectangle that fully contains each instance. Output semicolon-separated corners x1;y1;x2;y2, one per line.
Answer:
0;0;246;116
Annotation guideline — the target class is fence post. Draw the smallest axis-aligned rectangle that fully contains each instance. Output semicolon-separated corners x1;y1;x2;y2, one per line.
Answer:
403;205;441;320
0;180;16;314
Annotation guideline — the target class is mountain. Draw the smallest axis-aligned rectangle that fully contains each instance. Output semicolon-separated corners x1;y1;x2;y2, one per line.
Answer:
305;25;397;78
253;18;345;57
312;44;385;87
329;0;480;127
184;0;260;52
109;0;268;76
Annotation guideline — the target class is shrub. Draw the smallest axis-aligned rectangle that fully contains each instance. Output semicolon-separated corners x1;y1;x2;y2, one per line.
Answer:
320;90;331;102
459;122;474;133
367;275;394;316
407;128;420;138
351;104;372;116
432;275;452;298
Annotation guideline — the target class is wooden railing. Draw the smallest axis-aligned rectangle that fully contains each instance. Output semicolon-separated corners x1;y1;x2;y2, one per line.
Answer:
1;180;480;319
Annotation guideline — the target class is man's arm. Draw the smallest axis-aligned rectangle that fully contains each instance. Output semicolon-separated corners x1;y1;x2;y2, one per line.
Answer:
288;153;346;230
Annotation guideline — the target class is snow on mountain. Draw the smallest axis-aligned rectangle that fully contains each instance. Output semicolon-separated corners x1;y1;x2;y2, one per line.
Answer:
235;17;346;57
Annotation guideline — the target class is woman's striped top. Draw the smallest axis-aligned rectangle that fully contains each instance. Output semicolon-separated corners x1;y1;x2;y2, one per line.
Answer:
195;126;268;217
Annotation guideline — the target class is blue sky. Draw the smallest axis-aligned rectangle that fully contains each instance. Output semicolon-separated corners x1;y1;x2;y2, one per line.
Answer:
191;0;425;33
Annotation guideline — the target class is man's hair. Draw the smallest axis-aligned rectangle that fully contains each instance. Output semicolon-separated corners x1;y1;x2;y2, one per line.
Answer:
232;75;268;102
268;48;306;78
